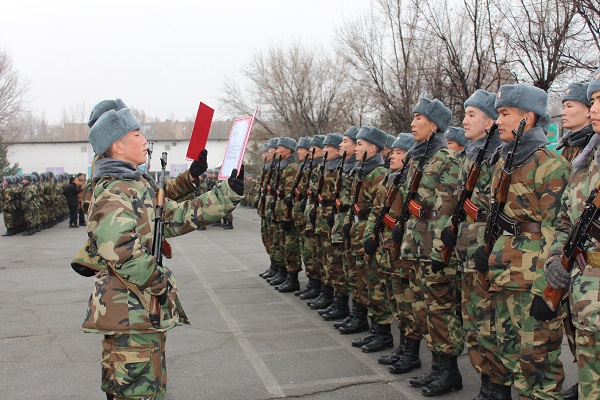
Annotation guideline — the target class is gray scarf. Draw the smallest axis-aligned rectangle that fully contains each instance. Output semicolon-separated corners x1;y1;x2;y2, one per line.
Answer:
465;132;503;162
573;133;600;170
325;156;342;171
278;155;296;170
407;132;448;162
383;165;409;187
343;153;358;174
352;153;385;176
490;126;548;166
557;124;594;150
93;158;147;181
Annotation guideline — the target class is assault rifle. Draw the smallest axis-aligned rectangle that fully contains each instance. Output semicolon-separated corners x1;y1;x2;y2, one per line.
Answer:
481;119;526;289
440;123;498;264
302;151;318;209
259;153;277;215
332;151;347;215
272;154;283;199
542;181;600;311
149;152;169;329
391;130;437;259
145;142;154;172
286;150;312;220
346;150;368;248
365;155;411;265
316;151;329;206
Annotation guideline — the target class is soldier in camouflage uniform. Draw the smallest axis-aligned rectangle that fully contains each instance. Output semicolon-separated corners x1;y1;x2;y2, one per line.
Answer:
436;90;510;399
2;176;17;236
258;144;276;278
21;174;37;236
81;107;243;400
557;82;594;163
544;70;600;400
472;84;570;399
310;133;345;315
271;137;301;292
340;127;388;351
391;98;463;397
331;128;363;332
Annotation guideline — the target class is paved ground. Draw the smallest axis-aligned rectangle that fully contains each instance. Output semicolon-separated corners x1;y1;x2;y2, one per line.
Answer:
0;207;577;399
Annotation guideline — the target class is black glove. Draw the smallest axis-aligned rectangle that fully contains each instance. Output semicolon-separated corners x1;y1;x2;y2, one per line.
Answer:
391;224;404;244
299;201;306;212
282;220;293;232
473;246;489;273
545;258;570;290
440;226;458;248
285;197;294;209
326;212;335;228
530;295;558;321
431;260;447;273
309;209;317;225
343;224;351;240
364;237;377;256
189;149;208;179
228;165;244;195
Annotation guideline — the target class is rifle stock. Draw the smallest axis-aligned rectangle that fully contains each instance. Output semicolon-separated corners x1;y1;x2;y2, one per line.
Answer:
346;150;368;248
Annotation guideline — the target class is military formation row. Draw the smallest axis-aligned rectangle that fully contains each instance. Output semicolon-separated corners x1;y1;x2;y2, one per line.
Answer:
254;71;600;400
1;172;72;236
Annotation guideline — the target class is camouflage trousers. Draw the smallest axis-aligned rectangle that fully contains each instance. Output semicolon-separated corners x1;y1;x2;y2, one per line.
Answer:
3;211;14;229
365;247;394;324
312;231;325;279
101;332;166;400
576;329;600;399
351;233;369;308
260;217;270;255
223;211;233;223
316;230;343;291
461;271;510;385
278;222;301;273
297;223;314;277
409;260;463;356
562;299;577;362
270;220;285;266
342;241;356;295
492;290;565;399
303;230;321;280
330;242;350;296
382;256;421;340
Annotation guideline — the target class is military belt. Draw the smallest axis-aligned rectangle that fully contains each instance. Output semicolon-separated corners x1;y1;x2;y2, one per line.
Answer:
586;252;600;267
497;212;541;236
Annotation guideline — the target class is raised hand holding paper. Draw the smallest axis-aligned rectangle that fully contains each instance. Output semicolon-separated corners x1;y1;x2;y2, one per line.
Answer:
218;107;257;180
186;102;214;160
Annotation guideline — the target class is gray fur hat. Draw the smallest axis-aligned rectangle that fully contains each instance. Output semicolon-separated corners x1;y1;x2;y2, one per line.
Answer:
587;68;600;101
310;134;326;149
268;137;280;149
464;89;498;120
324;132;343;148
88;98;128;128
261;143;269;152
297;136;312;150
356;126;388;150
88;108;141;155
445;126;468;146
562;82;591;107
392;133;416;152
495;84;550;133
412;98;452;133
386;134;396;149
277;137;297;152
343;126;359;143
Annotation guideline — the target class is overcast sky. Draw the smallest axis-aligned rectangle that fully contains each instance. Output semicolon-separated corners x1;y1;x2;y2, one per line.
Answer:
0;0;368;124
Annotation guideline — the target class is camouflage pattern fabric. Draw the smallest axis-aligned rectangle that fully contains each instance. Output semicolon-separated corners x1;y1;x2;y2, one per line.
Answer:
493;290;564;399
102;332;166;400
22;182;37;229
274;158;301;271
333;168;355;294
576;329;600;399
303;157;323;280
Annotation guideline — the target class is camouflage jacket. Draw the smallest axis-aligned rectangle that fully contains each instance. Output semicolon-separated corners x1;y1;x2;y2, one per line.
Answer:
80;159;242;335
488;138;570;294
274;157;299;222
332;155;358;243
315;157;342;235
401;148;460;262
303;156;323;231
547;139;600;331
292;159;310;226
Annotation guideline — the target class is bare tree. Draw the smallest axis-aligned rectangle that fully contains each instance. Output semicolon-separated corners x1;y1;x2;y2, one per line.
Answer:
0;50;28;145
493;0;598;91
575;0;600;52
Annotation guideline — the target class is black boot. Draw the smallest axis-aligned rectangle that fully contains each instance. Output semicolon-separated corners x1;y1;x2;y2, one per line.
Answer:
211;220;222;227
351;321;377;347
409;352;441;388
488;382;512;400
421;354;462;397
106;394;114;400
338;302;369;334
277;272;300;293
1;229;14;236
334;299;358;329
361;323;394;353
270;265;288;286
473;374;492;400
323;295;350;321
300;279;321;300
564;383;578;400
309;285;334;310
379;330;405;365
318;298;338;316
296;278;318;297
223;220;233;229
259;260;276;278
22;229;35;236
389;337;422;374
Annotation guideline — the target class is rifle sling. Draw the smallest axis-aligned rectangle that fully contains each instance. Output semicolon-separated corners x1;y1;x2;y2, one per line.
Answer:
107;265;151;312
496;212;541;235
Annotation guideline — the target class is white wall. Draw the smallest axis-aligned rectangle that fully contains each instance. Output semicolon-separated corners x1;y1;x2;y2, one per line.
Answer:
7;139;229;176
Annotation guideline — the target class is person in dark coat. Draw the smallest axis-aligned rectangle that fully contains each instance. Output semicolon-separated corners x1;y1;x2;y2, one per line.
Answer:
63;176;81;227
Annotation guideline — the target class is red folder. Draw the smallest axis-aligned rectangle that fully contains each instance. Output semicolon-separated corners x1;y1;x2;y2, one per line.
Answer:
186;102;214;160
